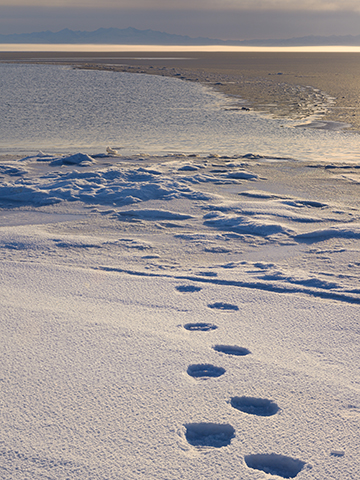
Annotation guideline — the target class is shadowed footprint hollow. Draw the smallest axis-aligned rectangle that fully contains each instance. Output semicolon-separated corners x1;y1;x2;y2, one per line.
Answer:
208;302;239;311
187;364;225;378
214;345;251;356
231;396;279;416
176;285;202;293
244;453;305;478
184;323;218;331
185;423;235;448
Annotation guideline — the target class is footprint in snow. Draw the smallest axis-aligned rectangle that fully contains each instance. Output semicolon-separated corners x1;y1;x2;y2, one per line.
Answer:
187;364;225;378
231;396;279;416
184;323;217;331
185;423;235;448
208;302;239;311
244;453;305;478
213;345;251;356
176;285;202;293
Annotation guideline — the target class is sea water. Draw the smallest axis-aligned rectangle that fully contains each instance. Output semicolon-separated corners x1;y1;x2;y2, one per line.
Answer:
0;63;359;162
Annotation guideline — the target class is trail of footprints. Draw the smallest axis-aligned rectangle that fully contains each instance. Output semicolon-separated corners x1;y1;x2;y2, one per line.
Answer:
177;284;306;479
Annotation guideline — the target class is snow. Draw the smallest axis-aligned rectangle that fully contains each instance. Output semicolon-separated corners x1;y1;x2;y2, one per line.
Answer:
1;150;360;479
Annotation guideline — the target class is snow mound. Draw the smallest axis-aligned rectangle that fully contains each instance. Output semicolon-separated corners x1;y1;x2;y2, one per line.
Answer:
203;212;292;237
50;153;95;166
0;161;212;206
115;209;193;221
295;225;360;242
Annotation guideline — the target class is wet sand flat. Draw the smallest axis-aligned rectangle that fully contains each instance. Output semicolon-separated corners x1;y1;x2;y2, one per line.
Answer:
1;50;360;131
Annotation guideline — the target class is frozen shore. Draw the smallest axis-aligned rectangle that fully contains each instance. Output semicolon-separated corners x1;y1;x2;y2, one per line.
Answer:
1;150;360;479
1;50;360;132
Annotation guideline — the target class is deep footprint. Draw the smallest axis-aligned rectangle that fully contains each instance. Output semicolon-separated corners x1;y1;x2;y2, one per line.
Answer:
208;302;239;311
214;345;251;356
185;423;235;448
244;454;305;478
176;285;202;293
184;323;218;331
231;396;279;416
187;364;225;378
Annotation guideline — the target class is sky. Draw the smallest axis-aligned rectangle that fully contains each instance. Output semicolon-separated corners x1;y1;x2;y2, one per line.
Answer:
0;0;359;40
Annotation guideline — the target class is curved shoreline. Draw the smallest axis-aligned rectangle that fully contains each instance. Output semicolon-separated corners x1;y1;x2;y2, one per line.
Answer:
1;50;359;133
77;62;339;129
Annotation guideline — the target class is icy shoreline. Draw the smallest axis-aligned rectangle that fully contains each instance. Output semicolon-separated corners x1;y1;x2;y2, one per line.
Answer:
1;63;359;161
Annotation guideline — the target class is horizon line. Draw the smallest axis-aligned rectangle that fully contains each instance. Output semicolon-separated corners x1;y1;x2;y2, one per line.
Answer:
1;44;360;53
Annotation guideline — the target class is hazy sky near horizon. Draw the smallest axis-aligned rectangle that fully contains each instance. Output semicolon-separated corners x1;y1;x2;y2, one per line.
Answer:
0;0;359;40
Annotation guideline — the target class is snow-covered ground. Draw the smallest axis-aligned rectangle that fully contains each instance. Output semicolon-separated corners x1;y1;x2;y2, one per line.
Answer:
1;150;360;479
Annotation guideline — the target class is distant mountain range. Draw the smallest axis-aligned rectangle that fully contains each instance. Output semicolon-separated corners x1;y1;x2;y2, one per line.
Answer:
0;27;360;46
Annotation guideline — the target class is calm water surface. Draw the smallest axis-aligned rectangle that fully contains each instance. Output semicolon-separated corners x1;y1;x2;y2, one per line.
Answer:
0;63;358;162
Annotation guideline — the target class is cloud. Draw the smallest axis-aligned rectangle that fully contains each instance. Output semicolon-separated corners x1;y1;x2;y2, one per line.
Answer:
221;0;360;11
0;2;359;39
1;0;360;12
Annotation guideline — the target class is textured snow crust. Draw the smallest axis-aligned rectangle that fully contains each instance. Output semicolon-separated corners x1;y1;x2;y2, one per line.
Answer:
1;151;360;479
